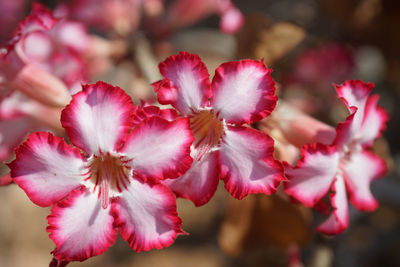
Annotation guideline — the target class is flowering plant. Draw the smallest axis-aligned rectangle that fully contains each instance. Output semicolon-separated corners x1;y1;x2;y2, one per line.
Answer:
10;81;194;264
0;2;392;267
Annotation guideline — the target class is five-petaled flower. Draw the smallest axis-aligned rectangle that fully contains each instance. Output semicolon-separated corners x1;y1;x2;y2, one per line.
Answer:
152;52;284;206
284;80;388;235
9;81;194;262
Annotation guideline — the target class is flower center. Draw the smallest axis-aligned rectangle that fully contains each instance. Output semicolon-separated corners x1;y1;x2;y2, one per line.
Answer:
190;110;225;160
84;152;132;209
341;140;362;161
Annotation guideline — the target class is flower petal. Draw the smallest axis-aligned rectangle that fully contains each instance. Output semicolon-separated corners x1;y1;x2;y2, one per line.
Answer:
284;144;340;208
21;31;53;63
132;105;179;127
47;188;117;261
53;21;90;53
335;80;373;112
317;176;349;235
9;132;86;207
211;59;277;125
219;126;284;199
121;116;194;182
112;178;183;252
273;103;336;148
343;150;386;211
17;3;57;36
61;81;135;155
359;94;389;147
163;151;219;206
30;3;59;30
334;80;373;145
156;52;211;115
333;108;357;147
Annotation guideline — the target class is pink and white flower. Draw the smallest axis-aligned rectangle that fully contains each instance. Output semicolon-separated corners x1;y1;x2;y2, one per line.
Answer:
9;81;194;263
284;80;388;235
152;52;284;206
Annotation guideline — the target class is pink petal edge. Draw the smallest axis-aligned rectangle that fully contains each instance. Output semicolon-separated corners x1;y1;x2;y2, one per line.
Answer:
211;59;277;125
156;51;211;115
219;126;284;200
316;176;349;235
61;81;135;155
343;150;387;211
121;116;194;182
164;151;220;207
47;187;117;261
284;143;340;208
9;131;86;207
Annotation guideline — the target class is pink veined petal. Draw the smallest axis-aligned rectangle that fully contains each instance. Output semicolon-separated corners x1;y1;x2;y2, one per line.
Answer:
358;94;389;147
219;126;284;199
157;51;211;115
317;176;349;235
9;132;86;207
121;116;194;182
211;59;277;125
61;81;135;155
343;150;387;211
47;188;117;261
111;178;184;252
284;143;340;208
334;80;374;143
0;116;35;161
163;151;219;207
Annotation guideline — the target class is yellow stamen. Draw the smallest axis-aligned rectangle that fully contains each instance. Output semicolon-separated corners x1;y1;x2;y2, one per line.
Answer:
85;153;131;209
190;110;224;160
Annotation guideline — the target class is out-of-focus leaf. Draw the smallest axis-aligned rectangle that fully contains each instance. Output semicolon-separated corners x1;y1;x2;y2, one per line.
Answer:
255;22;305;66
237;13;305;65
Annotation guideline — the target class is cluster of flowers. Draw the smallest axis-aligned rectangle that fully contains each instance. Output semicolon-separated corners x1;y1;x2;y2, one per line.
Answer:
0;3;388;267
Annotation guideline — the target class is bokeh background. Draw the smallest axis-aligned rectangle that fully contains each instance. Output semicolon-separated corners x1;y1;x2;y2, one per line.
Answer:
1;0;400;266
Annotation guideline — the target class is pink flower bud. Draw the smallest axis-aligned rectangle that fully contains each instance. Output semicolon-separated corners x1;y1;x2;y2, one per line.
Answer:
273;102;336;148
8;63;70;107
